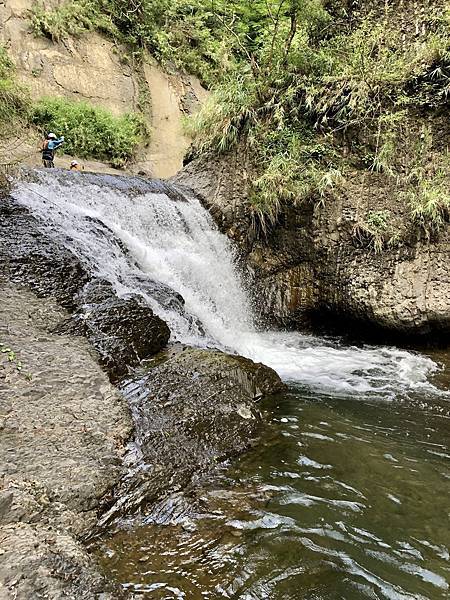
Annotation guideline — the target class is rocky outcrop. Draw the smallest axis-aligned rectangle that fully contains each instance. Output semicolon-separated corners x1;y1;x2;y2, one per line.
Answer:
175;155;450;342
0;180;285;597
0;523;128;600
0;283;131;598
57;280;170;380
0;196;171;377
99;346;285;524
134;349;285;465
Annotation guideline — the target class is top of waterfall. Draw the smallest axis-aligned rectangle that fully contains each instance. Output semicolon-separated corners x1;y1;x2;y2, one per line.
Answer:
15;167;193;202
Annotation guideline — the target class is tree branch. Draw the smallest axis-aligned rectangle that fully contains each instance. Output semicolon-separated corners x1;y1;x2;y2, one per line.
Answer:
283;4;298;63
269;0;288;68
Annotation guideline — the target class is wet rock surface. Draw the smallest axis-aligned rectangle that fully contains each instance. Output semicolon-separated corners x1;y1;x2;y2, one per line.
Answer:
99;347;285;524
0;283;132;598
0;197;171;378
0;522;128;600
57;280;170;380
0;197;90;310
176;155;450;343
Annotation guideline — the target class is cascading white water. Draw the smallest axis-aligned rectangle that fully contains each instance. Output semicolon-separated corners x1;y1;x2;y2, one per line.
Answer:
12;169;445;399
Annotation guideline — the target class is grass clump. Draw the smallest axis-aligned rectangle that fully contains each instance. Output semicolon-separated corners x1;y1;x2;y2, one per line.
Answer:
29;0;116;42
31;97;147;166
353;210;400;254
184;75;259;153
0;45;30;131
407;166;450;233
403;128;450;234
247;131;343;235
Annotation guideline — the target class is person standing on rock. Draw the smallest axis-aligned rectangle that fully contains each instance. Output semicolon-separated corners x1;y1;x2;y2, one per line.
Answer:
41;133;64;168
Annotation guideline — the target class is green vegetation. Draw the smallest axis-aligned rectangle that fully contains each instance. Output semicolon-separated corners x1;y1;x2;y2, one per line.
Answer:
32;97;148;166
0;343;23;373
353;210;400;254
29;1;107;42
25;1;450;237
0;45;30;131
0;43;146;167
403;127;450;234
184;1;449;232
407;167;450;234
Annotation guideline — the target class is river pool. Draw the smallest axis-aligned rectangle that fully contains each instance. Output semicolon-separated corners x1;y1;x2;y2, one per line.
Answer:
95;349;449;600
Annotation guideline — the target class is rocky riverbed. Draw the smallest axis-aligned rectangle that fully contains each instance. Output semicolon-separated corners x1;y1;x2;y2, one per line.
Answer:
0;283;132;598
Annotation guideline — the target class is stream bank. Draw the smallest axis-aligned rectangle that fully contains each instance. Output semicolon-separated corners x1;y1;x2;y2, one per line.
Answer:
0;283;132;599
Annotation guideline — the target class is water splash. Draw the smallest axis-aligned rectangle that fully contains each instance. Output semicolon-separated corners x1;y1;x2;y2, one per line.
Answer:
12;169;446;399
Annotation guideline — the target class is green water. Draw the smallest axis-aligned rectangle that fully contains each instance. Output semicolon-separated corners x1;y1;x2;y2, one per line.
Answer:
96;351;450;599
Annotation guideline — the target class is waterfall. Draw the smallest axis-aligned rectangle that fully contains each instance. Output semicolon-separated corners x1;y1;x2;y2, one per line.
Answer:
11;169;444;399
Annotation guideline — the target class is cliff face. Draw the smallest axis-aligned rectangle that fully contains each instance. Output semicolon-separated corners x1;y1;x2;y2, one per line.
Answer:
0;0;208;177
174;0;449;343
175;144;450;343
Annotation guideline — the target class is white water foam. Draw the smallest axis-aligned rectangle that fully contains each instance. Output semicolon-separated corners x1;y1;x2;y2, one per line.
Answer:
12;170;445;399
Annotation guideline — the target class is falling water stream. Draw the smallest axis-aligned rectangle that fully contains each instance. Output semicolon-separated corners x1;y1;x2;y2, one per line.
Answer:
12;170;449;599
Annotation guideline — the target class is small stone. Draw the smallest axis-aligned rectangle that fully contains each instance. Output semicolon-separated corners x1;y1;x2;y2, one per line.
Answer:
237;406;253;420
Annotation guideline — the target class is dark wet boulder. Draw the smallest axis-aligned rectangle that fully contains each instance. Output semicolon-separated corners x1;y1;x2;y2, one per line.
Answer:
57;283;171;379
128;274;206;335
77;278;117;306
100;347;285;523
0;198;90;310
134;347;285;461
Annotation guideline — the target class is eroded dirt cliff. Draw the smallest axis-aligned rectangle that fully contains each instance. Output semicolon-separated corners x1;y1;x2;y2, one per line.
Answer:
0;0;207;177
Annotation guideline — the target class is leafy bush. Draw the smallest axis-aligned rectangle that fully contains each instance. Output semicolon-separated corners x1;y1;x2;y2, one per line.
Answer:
29;0;116;42
0;45;14;80
31;97;147;166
